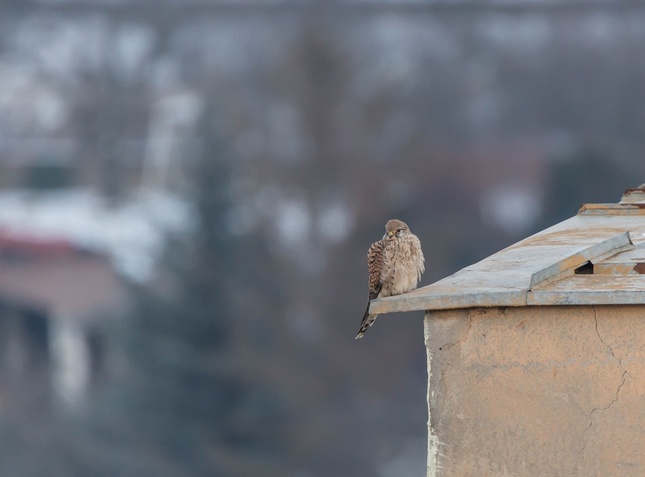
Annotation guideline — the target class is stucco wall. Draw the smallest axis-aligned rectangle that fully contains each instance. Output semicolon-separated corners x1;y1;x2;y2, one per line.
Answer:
425;305;645;477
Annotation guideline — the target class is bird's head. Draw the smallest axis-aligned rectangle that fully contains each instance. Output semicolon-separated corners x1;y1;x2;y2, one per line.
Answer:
383;219;410;239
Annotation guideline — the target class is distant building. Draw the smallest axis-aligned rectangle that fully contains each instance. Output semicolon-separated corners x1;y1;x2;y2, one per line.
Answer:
0;231;126;411
371;184;645;476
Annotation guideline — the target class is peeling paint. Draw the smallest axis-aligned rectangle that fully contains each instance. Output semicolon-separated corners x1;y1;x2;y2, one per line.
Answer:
424;317;440;477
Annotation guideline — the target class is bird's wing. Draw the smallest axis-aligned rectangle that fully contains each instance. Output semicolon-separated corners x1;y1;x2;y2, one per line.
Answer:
367;239;386;300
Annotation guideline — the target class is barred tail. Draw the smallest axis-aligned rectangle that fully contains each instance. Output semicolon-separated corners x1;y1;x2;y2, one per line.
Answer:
355;302;378;339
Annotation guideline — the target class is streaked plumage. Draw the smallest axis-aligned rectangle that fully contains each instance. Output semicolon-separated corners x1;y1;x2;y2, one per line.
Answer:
356;219;424;339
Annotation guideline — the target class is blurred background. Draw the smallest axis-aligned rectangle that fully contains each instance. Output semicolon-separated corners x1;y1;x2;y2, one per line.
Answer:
0;0;643;476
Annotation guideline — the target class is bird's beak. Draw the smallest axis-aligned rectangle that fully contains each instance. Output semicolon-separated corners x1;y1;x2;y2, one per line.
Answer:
387;230;395;238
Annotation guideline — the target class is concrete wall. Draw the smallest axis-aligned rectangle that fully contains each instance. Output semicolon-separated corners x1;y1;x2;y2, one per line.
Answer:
425;305;645;477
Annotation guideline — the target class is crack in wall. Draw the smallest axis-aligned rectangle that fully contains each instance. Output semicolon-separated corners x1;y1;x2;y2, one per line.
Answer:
580;306;627;470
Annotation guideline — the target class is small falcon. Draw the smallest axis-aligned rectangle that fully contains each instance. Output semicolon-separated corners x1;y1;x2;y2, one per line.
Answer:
355;219;425;339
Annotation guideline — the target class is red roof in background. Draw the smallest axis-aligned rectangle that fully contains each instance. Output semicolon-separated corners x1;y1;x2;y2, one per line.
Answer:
0;230;125;322
0;229;76;257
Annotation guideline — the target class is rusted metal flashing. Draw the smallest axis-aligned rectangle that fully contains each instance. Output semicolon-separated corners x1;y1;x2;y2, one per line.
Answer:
578;203;645;215
620;187;645;204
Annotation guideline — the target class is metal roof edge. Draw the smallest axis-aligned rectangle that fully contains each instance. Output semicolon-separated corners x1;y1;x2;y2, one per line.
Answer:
369;288;526;314
368;202;645;317
578;203;645;215
370;222;645;316
527;290;645;306
371;233;635;315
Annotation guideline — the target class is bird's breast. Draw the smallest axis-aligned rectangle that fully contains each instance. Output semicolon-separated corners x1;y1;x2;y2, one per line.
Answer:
380;238;422;296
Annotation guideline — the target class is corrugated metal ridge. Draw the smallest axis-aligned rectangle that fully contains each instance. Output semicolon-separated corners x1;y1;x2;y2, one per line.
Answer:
579;203;645;215
528;232;633;288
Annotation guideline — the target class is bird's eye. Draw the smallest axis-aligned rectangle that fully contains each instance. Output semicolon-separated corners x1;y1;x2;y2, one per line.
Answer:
397;228;402;232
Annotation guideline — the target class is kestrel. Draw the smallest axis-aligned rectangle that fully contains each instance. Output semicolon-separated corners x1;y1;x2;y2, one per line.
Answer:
355;219;425;339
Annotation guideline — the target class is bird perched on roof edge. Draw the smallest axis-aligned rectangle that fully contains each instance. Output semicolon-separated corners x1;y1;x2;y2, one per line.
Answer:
355;219;425;339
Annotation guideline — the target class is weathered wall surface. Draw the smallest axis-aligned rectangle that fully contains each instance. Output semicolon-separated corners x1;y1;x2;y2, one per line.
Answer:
425;305;645;477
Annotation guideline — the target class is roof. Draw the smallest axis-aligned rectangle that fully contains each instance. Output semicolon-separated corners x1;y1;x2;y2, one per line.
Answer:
0;253;126;322
0;232;126;322
371;187;645;314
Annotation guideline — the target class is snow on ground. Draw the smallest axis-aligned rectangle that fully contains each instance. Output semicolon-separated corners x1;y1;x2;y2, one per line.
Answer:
0;188;195;282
